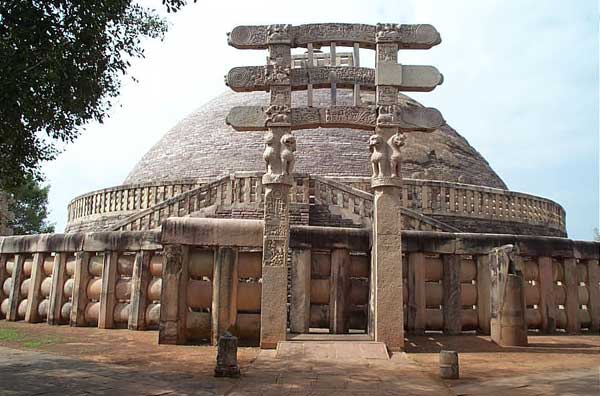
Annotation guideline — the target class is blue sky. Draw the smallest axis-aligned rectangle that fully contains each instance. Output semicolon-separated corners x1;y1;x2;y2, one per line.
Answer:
42;0;599;240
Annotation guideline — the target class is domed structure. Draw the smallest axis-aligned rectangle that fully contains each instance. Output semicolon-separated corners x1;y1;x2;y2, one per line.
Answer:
66;90;565;237
125;90;507;189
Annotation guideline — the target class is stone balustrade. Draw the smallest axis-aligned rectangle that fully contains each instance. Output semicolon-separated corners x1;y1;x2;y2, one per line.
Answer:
66;180;202;230
334;177;566;236
111;173;311;232
66;174;566;237
1;222;595;346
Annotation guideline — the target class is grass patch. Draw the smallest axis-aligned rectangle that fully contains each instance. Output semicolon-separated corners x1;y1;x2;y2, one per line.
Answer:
0;328;23;342
0;327;62;348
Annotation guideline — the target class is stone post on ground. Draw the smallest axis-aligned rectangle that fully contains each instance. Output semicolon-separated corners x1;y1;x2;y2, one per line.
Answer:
489;245;528;347
259;25;295;349
214;332;241;378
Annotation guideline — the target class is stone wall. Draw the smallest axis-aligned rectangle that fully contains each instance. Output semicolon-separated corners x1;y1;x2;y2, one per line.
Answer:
1;221;597;347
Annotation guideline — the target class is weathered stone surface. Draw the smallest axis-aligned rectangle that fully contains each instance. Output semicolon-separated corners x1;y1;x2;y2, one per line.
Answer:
161;218;263;247
214;332;240;378
371;188;404;350
439;350;459;379
260;185;290;349
489;245;528;347
289;248;310;333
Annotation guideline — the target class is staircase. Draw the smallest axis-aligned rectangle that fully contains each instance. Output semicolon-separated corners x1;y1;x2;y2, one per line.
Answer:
111;173;461;233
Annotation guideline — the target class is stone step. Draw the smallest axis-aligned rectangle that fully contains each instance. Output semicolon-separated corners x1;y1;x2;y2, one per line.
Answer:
276;340;390;360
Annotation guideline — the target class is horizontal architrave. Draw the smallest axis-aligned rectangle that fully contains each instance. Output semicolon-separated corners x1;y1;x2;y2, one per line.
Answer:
226;105;444;132
227;23;441;50
225;65;442;93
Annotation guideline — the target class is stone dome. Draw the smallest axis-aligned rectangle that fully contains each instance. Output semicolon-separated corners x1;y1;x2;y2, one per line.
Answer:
124;89;507;189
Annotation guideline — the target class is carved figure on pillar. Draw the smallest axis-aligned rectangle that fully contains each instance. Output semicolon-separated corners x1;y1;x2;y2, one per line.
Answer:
263;132;278;175
265;105;291;125
369;134;387;178
280;134;296;175
389;132;405;178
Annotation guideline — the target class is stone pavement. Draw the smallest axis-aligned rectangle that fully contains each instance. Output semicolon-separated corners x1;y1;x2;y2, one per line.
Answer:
1;338;599;395
447;367;600;396
0;345;451;396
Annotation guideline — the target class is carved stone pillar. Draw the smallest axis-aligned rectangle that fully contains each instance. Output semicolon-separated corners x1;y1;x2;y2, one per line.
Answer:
489;245;528;347
369;25;405;351
260;25;294;349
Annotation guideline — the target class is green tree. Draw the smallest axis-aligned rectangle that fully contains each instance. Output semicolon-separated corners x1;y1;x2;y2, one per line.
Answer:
594;227;600;242
0;1;194;190
7;175;55;235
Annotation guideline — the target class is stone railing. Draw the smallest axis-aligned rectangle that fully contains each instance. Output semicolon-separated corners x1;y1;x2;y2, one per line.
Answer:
66;179;202;225
67;175;566;236
111;172;312;231
2;222;596;348
0;231;163;331
333;177;566;236
311;176;461;232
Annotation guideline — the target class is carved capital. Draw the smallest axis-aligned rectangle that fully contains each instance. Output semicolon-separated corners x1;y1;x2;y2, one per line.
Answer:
262;173;294;186
265;64;290;85
376;23;401;43
262;129;296;182
376;104;396;126
267;24;292;44
265;105;291;126
369;130;405;180
371;176;403;188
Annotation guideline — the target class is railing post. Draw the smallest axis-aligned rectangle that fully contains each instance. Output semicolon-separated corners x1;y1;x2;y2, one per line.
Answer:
211;247;238;345
563;258;580;333
129;250;152;330
407;252;426;333
0;255;8;319
70;251;91;326
98;251;118;329
442;254;462;335
7;254;25;321
330;248;350;334
537;256;556;333
476;254;491;335
587;259;600;333
25;253;45;323
159;244;189;344
290;248;311;333
48;253;67;325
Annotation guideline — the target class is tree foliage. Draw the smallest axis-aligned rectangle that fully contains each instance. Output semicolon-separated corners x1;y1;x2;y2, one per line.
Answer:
0;1;194;190
7;174;54;235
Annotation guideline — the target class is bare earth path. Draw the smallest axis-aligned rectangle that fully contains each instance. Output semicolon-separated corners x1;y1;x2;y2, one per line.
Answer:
0;322;598;395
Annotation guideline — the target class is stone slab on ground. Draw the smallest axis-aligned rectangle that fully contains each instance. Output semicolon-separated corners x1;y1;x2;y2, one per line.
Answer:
276;340;390;360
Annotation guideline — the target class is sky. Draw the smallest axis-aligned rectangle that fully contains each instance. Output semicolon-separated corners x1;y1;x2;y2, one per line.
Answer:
42;0;599;240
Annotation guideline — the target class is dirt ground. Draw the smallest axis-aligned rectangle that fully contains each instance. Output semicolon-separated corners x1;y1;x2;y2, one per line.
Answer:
0;321;259;376
406;333;600;382
0;321;599;393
